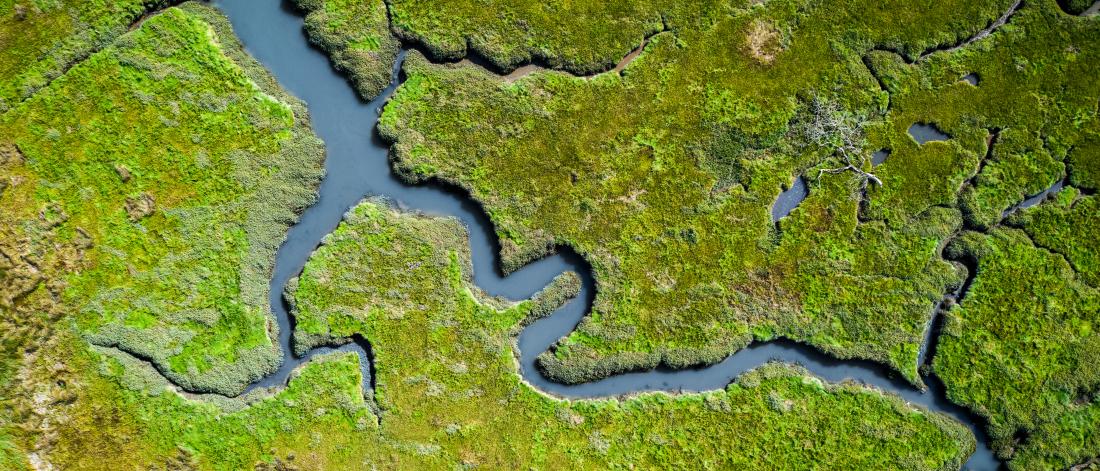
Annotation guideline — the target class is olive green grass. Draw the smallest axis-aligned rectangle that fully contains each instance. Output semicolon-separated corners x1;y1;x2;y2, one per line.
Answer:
363;0;1100;466
0;2;325;397
0;195;978;469
287;199;975;470
936;225;1100;470
0;0;177;113
290;0;399;99
376;0;1043;389
2;0;1097;467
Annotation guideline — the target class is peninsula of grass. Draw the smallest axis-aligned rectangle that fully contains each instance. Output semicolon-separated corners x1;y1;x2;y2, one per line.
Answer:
290;0;399;99
286;199;975;469
1;2;324;398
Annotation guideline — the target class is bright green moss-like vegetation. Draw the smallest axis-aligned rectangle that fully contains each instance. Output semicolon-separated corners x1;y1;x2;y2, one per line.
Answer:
13;332;377;469
2;0;1098;467
0;194;976;469
0;4;364;467
936;226;1100;470
870;10;1100;464
287;200;974;469
378;0;1051;386
291;0;399;99
0;3;324;396
0;0;169;112
387;0;664;74
366;0;1100;465
1011;189;1100;288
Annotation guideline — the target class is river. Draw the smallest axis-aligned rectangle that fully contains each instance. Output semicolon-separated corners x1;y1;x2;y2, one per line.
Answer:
212;1;1000;468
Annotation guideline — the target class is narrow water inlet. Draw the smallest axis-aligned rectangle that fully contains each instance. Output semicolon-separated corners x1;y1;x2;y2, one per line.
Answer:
203;1;1002;468
771;176;808;222
1003;178;1066;217
1081;0;1100;16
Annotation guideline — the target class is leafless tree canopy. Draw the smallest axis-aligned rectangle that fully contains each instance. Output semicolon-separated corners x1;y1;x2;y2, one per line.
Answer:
800;96;882;186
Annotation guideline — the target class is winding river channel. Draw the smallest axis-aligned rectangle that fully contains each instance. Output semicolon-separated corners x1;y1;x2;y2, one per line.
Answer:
212;1;1000;468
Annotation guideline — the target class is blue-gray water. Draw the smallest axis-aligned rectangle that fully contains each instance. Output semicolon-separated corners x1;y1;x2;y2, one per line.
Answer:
872;149;891;166
909;122;951;144
772;176;808;222
1004;178;1066;217
209;1;1000;468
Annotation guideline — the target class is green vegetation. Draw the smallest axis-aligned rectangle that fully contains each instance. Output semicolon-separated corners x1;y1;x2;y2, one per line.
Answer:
0;3;324;397
366;0;1100;465
0;0;170;112
1058;0;1095;15
0;1;989;455
0;4;369;467
292;0;399;99
377;0;1045;387
1069;131;1100;190
12;331;376;469
1010;188;1100;288
879;9;1100;464
0;191;977;469
387;0;664;74
936;226;1100;470
287;199;974;469
1;0;1098;467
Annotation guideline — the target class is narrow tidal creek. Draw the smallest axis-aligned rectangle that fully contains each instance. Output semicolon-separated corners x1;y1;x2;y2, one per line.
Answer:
212;1;1000;468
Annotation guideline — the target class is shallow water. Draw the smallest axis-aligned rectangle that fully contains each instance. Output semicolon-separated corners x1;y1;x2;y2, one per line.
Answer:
212;1;1000;468
771;176;808;222
1084;0;1100;16
909;123;951;144
872;149;891;166
1004;178;1065;217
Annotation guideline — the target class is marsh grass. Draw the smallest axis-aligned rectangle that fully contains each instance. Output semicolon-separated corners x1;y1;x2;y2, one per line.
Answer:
285;199;975;469
1;3;324;396
367;0;1100;465
291;0;399;99
0;0;174;112
377;0;1032;387
936;227;1100;470
2;0;1098;467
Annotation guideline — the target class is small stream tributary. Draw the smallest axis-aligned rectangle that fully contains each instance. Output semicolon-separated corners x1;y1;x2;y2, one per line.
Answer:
212;1;1001;468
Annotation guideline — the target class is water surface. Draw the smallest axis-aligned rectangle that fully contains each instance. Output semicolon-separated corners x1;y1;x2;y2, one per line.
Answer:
771;176;808;222
1004;179;1065;217
872;149;891;166
909;123;951;144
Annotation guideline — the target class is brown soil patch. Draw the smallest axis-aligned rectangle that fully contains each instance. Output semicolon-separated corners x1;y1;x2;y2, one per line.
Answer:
746;20;783;65
125;193;155;221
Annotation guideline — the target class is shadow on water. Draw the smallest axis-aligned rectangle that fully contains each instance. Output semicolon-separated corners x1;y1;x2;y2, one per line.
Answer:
209;0;1001;468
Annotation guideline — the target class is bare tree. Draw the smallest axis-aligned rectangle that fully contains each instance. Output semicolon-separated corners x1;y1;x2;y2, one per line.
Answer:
801;96;882;186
